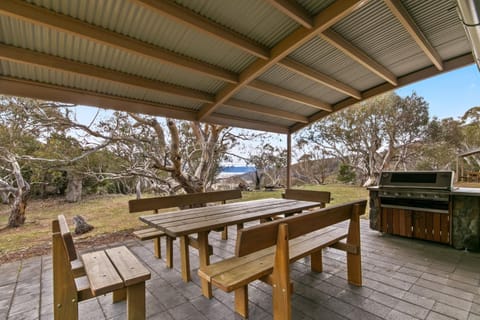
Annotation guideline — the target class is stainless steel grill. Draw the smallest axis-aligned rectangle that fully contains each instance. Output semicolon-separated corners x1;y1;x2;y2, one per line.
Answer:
377;171;453;214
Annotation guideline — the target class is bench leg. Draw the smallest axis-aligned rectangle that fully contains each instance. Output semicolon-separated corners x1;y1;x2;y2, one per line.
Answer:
180;236;191;282
127;282;146;320
198;231;213;298
234;286;248;318
153;236;161;259
112;288;126;303
347;204;362;286
166;236;174;268
221;226;228;240
310;250;323;273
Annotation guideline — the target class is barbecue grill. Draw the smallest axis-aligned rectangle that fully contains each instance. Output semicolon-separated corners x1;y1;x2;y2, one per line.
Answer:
369;171;454;245
377;171;453;214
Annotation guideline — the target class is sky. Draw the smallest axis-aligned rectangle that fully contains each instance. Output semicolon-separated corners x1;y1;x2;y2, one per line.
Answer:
395;64;480;119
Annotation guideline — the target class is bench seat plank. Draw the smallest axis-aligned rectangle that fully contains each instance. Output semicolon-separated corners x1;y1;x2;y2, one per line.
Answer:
133;228;165;240
105;246;151;286
81;251;124;296
200;227;347;292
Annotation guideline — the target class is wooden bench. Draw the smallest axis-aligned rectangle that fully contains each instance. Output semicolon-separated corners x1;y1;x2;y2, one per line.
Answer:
52;215;151;320
283;189;331;208
129;189;242;267
198;200;367;319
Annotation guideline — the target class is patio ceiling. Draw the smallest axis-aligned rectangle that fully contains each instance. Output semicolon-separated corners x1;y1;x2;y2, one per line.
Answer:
0;0;475;134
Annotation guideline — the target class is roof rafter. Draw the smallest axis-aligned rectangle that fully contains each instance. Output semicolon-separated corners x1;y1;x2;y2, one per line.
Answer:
0;0;238;84
278;58;362;99
225;99;309;123
289;53;473;133
248;80;332;111
320;29;398;85
197;0;367;121
384;0;443;70
0;76;289;134
0;44;214;103
134;0;270;60
264;0;313;29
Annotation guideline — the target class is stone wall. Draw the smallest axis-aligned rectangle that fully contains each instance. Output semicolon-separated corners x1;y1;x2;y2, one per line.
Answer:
452;195;480;251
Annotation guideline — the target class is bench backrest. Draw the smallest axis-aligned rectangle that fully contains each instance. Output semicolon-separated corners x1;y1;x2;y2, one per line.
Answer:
128;189;242;213
283;189;330;208
235;200;367;257
52;215;81;316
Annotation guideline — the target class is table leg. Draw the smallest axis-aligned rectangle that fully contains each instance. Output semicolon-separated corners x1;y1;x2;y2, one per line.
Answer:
179;236;191;282
198;231;212;298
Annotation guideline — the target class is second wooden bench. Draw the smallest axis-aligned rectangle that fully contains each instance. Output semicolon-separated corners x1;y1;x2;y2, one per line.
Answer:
198;200;367;319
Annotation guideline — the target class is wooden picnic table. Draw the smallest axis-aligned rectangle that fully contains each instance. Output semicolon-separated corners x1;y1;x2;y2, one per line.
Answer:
139;197;321;298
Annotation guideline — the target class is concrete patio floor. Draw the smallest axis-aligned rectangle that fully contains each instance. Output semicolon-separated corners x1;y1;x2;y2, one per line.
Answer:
1;220;479;320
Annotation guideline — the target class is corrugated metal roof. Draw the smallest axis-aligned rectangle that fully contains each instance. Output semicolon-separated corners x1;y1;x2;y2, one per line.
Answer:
174;0;299;48
332;1;422;73
0;16;226;94
233;87;317;117
27;0;257;73
297;0;337;15
258;65;347;104
0;60;204;109
0;0;476;133
289;35;379;91
218;105;293;127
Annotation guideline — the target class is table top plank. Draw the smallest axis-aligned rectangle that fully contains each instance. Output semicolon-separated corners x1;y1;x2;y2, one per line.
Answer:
140;198;279;222
140;198;321;237
145;199;308;227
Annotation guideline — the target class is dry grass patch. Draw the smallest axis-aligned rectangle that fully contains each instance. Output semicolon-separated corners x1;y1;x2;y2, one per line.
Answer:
0;184;368;263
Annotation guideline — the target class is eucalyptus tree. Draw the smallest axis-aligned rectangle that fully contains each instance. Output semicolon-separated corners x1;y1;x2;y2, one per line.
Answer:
299;92;429;185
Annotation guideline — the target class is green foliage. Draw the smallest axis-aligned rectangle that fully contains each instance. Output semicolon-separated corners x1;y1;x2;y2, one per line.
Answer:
337;163;356;183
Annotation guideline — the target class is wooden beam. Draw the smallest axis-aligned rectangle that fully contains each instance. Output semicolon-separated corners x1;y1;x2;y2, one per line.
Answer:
320;29;398;86
0;0;238;84
278;58;362;99
197;0;366;120
384;0;443;70
289;53;473;133
248;80;332;111
134;0;270;59
0;76;289;134
0;44;214;103
264;0;313;29
225;99;309;123
206;114;289;134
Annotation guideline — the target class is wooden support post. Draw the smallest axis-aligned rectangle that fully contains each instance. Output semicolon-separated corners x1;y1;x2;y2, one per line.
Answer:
112;288;126;303
221;226;228;240
153;237;161;259
346;204;362;286
198;231;213;298
127;282;146;320
310;250;323;273
272;223;291;320
166;236;174;268
234;286;249;318
286;133;292;189
180;236;191;282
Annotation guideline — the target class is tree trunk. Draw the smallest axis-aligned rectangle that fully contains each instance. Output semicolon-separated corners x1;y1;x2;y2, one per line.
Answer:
65;173;83;203
7;157;30;227
8;189;28;227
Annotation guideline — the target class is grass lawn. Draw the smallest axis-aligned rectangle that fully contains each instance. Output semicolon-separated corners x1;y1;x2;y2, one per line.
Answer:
0;184;368;263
